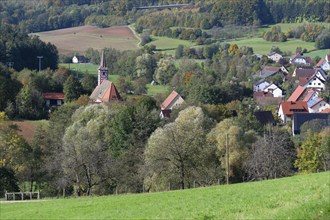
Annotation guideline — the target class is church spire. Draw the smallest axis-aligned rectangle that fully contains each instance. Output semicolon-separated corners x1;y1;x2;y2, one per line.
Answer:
100;49;107;68
98;49;108;85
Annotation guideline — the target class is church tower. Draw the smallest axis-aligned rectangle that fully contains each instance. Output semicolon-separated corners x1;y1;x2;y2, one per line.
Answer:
98;49;108;85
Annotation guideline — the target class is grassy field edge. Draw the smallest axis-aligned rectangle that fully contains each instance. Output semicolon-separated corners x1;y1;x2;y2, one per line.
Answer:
1;172;329;219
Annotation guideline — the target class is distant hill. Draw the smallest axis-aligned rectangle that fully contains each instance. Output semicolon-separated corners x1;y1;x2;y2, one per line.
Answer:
1;172;329;219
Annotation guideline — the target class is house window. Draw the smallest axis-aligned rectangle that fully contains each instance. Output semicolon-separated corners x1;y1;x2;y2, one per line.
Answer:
318;83;321;85
309;83;311;85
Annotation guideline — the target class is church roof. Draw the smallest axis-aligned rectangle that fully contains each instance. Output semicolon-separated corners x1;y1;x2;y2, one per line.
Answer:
90;80;121;103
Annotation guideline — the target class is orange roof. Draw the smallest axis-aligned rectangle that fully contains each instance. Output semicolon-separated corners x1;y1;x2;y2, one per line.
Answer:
280;101;308;116
316;58;325;67
287;86;306;102
321;108;330;113
42;92;64;100
90;80;121;102
161;90;181;110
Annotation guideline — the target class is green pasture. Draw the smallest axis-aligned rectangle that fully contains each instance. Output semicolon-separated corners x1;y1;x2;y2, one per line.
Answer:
231;38;316;56
146;84;170;96
147;36;194;55
1;172;329;219
59;63;98;75
305;49;330;59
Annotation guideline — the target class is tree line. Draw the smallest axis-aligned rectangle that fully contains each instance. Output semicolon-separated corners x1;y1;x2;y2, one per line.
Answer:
0;0;329;33
1;100;329;197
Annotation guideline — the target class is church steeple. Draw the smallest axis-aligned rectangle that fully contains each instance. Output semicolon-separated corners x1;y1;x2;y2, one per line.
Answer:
98;49;108;85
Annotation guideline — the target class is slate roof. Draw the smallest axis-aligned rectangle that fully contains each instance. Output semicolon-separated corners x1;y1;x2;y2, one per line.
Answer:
90;80;121;103
259;66;281;78
42;92;65;100
254;111;275;125
292;113;330;135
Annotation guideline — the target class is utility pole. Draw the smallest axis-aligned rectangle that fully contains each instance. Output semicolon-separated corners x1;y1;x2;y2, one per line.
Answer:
226;133;229;185
37;56;43;72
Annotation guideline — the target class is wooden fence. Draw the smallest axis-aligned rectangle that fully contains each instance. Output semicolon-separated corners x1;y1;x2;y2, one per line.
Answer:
5;191;40;201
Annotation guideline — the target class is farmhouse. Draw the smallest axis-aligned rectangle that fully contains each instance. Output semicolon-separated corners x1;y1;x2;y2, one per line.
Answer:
290;53;313;65
42;92;64;107
267;52;283;63
72;55;88;64
278;101;309;124
316;55;330;71
160;90;185;118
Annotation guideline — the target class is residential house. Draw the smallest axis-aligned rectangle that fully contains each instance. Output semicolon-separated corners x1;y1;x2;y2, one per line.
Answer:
316;55;330;71
267;52;283;63
256;66;288;79
42;92;64;107
263;83;282;98
290;53;314;65
299;75;326;91
254;91;282;107
253;80;270;92
72;55;88;64
292;67;327;81
160;90;185;118
292;113;330;135
287;86;329;113
278;101;309;124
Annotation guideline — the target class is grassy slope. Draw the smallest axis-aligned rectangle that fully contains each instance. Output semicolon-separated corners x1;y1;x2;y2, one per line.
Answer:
230;22;330;57
146;84;170;96
1;172;329;219
147;36;194;55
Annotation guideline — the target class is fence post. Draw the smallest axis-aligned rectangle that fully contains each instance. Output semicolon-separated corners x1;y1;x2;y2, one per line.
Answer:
21;192;23;200
37;191;40;200
30;192;32;200
193;180;196;188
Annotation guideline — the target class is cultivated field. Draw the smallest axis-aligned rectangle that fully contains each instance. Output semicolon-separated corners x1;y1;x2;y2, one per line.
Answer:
35;26;139;55
1;172;329;219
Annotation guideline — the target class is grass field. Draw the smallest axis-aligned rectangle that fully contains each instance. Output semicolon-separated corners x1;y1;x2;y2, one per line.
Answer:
36;25;139;55
231;38;316;56
1;172;329;219
147;36;194;55
146;84;170;96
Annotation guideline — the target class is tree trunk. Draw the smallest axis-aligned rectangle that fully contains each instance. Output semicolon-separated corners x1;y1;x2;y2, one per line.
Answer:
180;161;185;190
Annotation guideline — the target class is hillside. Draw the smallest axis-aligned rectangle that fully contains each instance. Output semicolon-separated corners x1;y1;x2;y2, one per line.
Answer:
36;26;139;55
1;172;329;219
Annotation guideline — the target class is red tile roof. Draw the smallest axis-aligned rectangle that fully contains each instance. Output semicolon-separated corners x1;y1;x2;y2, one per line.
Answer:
280;101;308;116
42;92;64;100
287;86;305;102
290;53;302;60
90;80;121;102
161;90;182;110
321;108;330;113
316;58;326;67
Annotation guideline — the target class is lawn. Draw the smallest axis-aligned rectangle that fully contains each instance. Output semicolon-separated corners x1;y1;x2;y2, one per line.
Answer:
59;63;98;75
146;84;170;96
1;172;329;219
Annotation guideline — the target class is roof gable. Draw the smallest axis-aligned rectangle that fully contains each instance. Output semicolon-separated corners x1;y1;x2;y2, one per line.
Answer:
161;90;184;110
280;101;309;116
287;86;306;102
90;80;121;103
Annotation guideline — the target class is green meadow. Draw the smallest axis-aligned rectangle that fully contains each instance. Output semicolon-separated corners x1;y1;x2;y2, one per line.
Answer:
146;84;170;96
231;38;316;56
147;36;194;55
1;172;329;219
